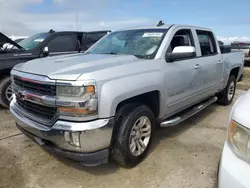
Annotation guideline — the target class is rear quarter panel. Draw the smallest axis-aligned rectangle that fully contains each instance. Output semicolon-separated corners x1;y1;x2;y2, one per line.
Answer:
221;51;244;89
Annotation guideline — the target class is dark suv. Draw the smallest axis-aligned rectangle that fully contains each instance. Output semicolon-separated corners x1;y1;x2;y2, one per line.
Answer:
0;30;110;108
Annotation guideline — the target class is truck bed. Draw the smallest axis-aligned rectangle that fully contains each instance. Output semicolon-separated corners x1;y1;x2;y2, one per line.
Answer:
222;51;244;80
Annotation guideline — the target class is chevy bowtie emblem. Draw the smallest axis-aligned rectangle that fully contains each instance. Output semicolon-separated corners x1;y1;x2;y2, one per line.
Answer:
17;91;25;100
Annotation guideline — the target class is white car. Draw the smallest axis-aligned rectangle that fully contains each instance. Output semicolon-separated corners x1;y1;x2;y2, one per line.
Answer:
218;90;250;188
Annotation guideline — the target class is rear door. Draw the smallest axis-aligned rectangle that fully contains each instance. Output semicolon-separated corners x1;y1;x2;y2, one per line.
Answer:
194;30;223;95
46;34;79;56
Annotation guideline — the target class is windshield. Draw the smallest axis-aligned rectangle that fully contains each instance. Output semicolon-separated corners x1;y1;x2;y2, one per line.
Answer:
87;29;167;59
18;33;49;50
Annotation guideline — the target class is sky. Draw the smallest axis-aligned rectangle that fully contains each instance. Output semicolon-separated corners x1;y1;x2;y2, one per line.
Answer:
0;0;250;44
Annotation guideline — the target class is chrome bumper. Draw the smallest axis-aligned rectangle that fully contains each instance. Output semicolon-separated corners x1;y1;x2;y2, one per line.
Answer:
10;99;114;153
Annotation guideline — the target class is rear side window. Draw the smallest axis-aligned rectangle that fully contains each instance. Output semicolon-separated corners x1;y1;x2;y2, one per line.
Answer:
196;30;217;56
47;34;77;53
86;32;107;48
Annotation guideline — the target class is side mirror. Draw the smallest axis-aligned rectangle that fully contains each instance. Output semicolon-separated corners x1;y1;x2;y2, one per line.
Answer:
166;46;196;62
42;46;49;57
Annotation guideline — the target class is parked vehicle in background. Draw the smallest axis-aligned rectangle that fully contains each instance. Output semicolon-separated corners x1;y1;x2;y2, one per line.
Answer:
231;42;250;62
0;30;110;108
218;90;250;188
2;37;28;50
13;38;26;43
10;23;244;167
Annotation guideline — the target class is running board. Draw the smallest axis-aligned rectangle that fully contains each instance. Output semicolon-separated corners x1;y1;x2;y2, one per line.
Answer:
160;97;217;127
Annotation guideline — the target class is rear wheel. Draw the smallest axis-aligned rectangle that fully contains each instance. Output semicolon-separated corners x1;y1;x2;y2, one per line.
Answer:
111;103;155;167
217;75;236;106
0;77;12;108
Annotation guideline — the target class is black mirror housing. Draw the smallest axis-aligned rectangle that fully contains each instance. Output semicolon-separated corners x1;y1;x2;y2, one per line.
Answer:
166;52;196;62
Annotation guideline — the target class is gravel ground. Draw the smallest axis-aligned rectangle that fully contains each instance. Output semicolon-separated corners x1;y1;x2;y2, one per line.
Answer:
0;90;246;188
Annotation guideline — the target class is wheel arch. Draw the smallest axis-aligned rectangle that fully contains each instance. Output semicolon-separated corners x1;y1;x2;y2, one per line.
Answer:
98;72;165;118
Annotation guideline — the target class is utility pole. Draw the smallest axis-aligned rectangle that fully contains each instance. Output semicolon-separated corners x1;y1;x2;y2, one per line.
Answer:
75;12;79;31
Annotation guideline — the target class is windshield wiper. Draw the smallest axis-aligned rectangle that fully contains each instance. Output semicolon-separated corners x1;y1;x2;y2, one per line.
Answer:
99;52;117;55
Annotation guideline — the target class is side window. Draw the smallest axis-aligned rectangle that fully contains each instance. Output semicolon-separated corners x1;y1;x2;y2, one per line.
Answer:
168;29;195;53
196;30;217;56
86;32;107;48
47;34;77;53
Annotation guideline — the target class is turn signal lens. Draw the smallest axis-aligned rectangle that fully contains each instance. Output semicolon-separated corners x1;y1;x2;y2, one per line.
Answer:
86;85;95;94
58;107;96;115
228;120;237;141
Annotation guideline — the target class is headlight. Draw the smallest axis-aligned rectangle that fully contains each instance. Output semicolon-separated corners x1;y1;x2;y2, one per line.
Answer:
56;85;97;118
56;85;95;99
228;120;250;162
57;86;85;97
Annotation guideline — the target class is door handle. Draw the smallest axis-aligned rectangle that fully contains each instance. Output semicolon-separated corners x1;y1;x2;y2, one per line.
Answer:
217;60;223;64
194;64;201;69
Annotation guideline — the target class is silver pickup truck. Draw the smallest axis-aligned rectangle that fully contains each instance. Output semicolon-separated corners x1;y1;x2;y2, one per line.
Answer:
10;24;244;167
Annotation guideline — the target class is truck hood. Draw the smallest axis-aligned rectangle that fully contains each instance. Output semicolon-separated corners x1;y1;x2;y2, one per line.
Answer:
0;32;25;51
13;53;145;80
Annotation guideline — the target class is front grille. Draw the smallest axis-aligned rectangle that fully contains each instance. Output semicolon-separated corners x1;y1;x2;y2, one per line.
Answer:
16;97;57;122
14;77;56;96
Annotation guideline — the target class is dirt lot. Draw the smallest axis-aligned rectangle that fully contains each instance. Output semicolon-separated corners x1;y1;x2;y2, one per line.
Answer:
0;90;245;188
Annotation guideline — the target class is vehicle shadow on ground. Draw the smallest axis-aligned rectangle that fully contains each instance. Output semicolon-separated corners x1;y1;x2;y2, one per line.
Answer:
0;106;10;114
0;146;26;188
149;104;218;154
148;104;220;187
47;151;120;175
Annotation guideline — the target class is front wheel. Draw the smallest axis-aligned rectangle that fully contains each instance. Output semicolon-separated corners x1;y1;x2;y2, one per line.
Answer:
217;75;236;106
0;77;13;108
111;103;155;167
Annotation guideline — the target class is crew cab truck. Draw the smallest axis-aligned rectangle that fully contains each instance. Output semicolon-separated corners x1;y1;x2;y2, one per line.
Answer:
0;30;110;108
10;24;244;167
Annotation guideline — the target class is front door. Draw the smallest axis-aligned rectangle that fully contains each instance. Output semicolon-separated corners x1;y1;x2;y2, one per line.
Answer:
164;29;204;116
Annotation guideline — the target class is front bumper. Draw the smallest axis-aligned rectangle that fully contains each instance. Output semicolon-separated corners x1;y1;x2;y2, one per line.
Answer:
10;99;114;166
218;142;250;188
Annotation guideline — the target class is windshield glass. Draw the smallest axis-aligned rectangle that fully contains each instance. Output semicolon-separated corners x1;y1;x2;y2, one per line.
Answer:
87;29;167;59
18;33;49;50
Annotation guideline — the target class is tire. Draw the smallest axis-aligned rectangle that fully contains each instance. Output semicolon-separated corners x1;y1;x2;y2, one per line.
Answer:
217;75;236;106
111;103;155;168
0;76;12;108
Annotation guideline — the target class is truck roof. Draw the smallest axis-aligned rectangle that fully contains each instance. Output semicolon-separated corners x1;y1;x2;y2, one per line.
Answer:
116;24;211;32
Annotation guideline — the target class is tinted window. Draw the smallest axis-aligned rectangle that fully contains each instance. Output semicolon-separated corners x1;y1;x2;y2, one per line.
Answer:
14;38;24;43
86;32;107;48
196;30;217;56
47;34;77;52
18;33;49;50
168;29;195;53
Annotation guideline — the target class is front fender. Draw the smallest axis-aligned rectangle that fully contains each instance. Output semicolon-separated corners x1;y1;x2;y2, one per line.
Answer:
98;71;165;118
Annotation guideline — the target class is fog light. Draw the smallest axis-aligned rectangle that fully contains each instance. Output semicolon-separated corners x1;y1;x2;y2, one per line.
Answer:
64;131;81;147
